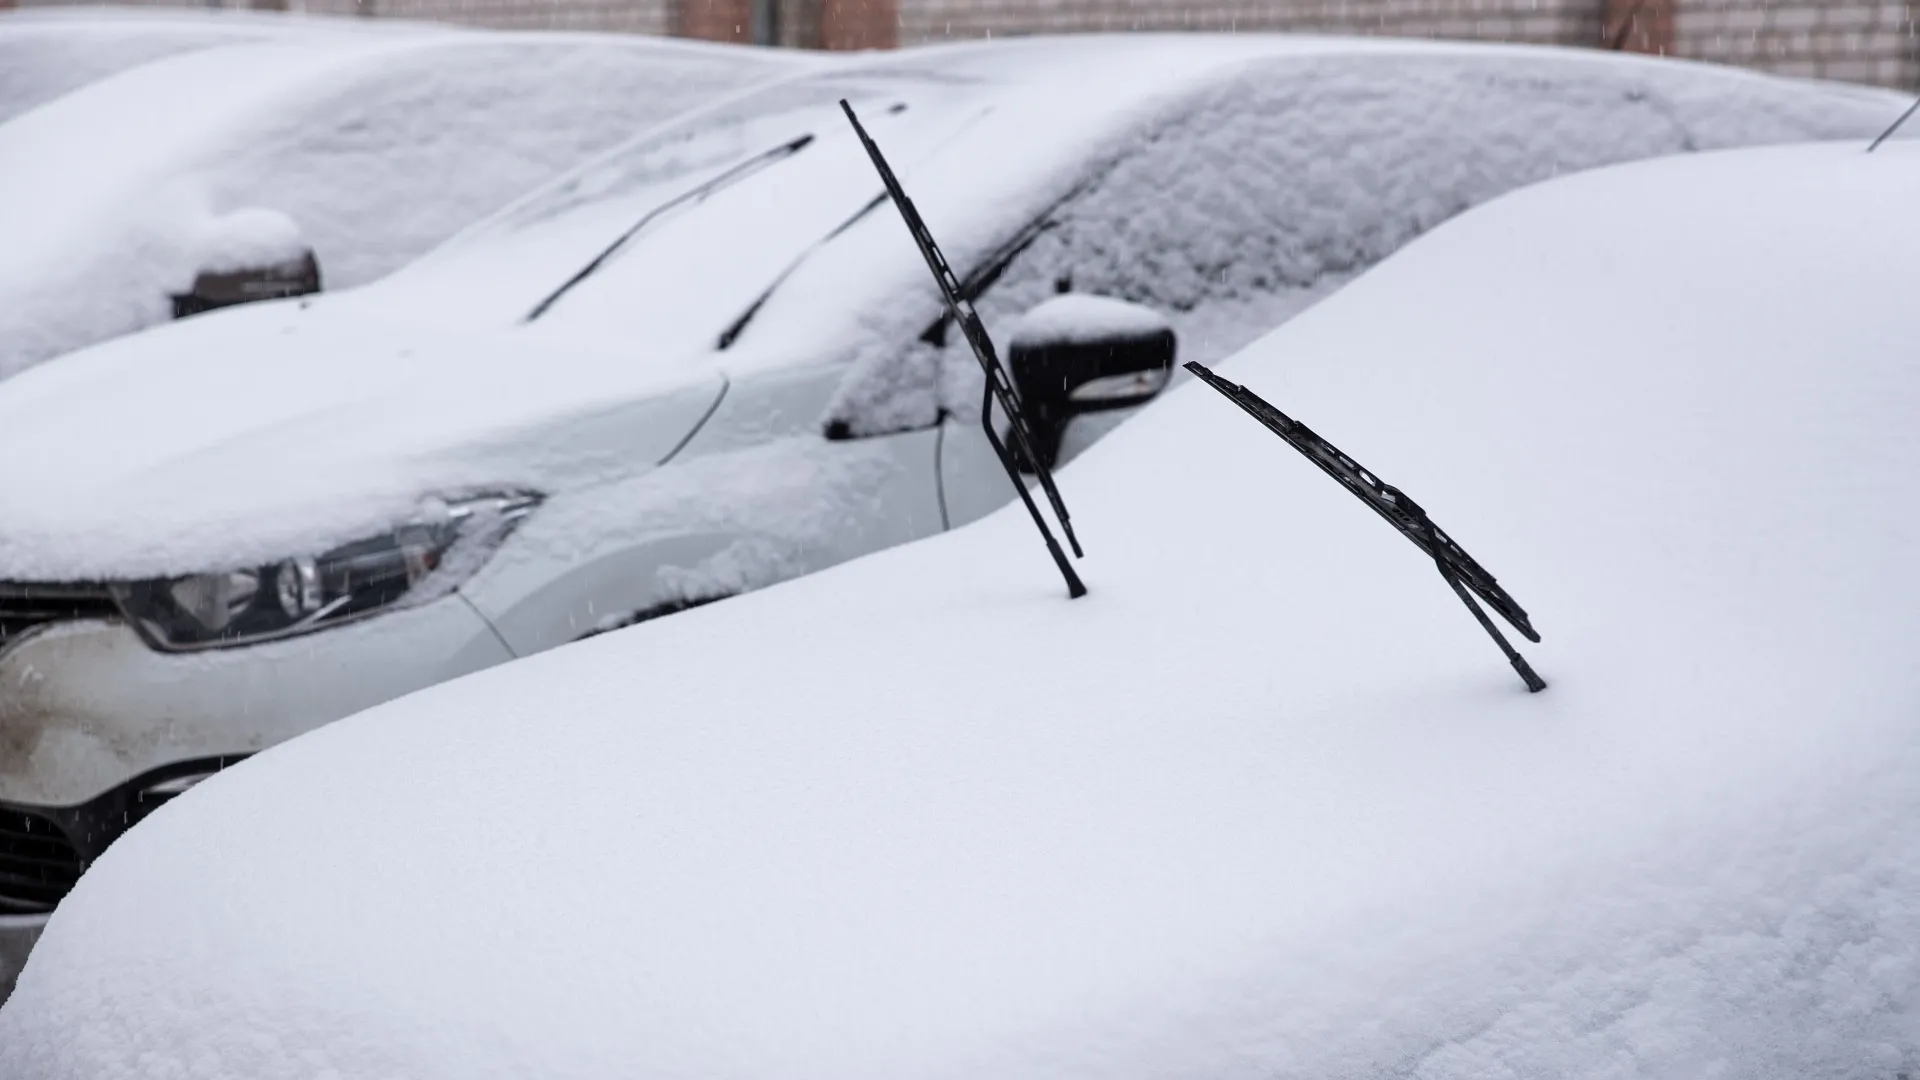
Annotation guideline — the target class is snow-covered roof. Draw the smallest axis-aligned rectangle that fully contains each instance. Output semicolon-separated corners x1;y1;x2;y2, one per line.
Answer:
0;5;425;124
6;137;1917;1077
0;26;804;378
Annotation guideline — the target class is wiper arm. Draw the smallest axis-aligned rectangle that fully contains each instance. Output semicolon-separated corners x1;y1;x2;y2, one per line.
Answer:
843;99;1087;599
1185;361;1546;693
525;133;815;323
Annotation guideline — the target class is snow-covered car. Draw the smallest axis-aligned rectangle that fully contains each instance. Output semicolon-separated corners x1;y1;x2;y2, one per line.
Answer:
8;133;1916;1076
0;7;313;124
0;36;1907;998
0;22;805;377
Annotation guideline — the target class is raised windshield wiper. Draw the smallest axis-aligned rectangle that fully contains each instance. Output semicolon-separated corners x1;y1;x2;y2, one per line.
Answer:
843;99;1087;599
525;133;815;323
1185;361;1547;693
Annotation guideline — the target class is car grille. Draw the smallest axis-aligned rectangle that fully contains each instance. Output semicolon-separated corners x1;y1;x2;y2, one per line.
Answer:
0;808;84;915
0;582;120;650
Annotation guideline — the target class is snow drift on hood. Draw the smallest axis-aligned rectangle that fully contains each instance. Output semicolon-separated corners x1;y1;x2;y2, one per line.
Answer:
0;300;725;581
4;139;1917;1078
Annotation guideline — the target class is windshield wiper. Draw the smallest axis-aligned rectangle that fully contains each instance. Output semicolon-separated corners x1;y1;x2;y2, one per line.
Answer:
525;133;816;323
716;192;887;350
843;99;1087;599
1185;361;1547;693
1869;94;1920;153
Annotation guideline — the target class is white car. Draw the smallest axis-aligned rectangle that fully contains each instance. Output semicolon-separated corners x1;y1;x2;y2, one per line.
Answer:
0;20;805;377
6;134;1915;1077
0;37;1905;995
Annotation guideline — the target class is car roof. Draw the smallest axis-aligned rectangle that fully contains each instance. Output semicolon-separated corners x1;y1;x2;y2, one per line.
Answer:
9;138;1918;1078
0;29;803;378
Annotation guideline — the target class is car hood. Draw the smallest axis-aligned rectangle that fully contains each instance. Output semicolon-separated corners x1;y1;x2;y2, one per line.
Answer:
0;299;724;581
7;143;1917;1079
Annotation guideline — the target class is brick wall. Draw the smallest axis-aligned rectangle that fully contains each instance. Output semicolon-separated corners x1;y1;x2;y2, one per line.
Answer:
1670;1;1917;85
1604;0;1674;51
348;0;670;31
13;0;1919;87
890;0;1918;86
679;0;752;41
822;0;895;48
896;0;1596;47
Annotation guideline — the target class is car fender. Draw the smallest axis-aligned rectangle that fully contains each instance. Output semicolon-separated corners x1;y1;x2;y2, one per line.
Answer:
463;426;945;655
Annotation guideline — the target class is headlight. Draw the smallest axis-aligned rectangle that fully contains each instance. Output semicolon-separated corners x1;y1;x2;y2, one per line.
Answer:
112;492;538;651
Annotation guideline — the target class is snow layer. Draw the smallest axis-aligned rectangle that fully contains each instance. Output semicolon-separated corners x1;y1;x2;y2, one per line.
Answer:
0;37;1451;580
0;37;1902;586
0;6;321;124
0;300;727;581
5;139;1919;1078
0;29;797;377
1008;293;1171;348
816;50;1912;435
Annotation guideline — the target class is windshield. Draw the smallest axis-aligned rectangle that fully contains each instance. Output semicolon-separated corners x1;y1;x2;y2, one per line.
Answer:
367;71;991;355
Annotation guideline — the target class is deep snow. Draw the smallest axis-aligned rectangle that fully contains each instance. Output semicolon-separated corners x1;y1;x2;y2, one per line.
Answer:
1008;293;1172;348
0;37;1903;586
4;138;1917;1078
0;27;799;377
818;48;1915;435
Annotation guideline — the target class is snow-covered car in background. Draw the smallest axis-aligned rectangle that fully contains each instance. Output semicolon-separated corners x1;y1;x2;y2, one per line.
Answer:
2;8;279;124
0;36;1906;997
0;21;805;377
7;135;1917;1077
0;6;337;125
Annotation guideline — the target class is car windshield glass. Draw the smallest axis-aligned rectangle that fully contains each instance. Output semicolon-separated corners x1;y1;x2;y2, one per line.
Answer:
383;71;982;348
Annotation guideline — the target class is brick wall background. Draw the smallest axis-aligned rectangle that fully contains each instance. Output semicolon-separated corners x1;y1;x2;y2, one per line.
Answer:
1669;1;1916;84
896;0;1595;47
11;0;1918;87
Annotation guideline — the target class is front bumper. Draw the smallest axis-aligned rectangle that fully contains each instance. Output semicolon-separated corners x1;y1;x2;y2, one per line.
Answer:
0;592;512;1001
0;913;45;1005
0;594;510;808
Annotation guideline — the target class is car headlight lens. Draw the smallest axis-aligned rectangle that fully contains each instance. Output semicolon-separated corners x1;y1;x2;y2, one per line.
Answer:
112;492;538;651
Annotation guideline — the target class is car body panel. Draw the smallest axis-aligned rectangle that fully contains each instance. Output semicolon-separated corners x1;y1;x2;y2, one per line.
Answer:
0;596;508;807
0;915;42;1010
0;301;728;582
936;409;1144;532
468;426;944;654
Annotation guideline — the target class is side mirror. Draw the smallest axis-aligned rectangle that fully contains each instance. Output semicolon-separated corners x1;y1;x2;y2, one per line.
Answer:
171;249;322;320
1007;294;1175;469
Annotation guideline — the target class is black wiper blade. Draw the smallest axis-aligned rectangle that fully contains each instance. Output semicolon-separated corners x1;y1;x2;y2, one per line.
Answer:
525;133;815;324
1185;361;1546;692
1869;94;1920;153
842;99;1086;599
717;192;887;350
914;199;1069;348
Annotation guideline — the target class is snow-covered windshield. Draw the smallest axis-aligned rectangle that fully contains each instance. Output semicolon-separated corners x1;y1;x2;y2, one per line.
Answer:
372;70;991;356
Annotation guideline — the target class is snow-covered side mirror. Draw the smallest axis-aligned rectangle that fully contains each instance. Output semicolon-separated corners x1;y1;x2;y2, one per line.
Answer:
170;249;321;320
1007;294;1175;469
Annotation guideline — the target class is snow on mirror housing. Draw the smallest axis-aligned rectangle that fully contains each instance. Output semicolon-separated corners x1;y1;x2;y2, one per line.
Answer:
111;493;539;651
169;250;322;321
1007;294;1175;470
